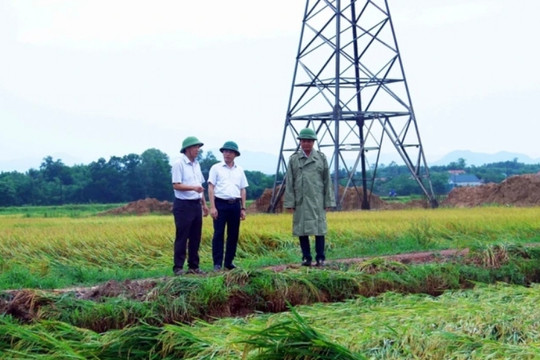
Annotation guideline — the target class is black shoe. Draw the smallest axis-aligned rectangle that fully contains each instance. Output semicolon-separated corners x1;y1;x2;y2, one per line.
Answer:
301;260;312;267
224;263;236;270
214;265;222;271
315;260;325;267
187;268;205;275
173;268;184;276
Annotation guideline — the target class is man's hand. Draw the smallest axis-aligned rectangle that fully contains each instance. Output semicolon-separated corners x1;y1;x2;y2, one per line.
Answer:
192;185;204;193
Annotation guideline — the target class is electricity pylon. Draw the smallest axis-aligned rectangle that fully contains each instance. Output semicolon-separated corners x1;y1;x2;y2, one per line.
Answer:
268;0;438;212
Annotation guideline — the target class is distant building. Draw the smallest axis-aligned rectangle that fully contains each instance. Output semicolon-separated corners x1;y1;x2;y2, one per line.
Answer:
448;173;483;188
448;169;466;175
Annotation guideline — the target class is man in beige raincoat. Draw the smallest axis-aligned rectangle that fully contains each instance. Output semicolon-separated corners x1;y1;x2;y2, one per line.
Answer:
284;128;336;266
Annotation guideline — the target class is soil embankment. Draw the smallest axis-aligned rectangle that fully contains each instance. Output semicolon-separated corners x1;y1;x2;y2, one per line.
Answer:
442;173;540;207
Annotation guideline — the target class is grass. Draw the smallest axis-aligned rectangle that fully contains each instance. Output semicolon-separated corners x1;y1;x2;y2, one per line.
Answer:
0;203;125;217
238;305;362;359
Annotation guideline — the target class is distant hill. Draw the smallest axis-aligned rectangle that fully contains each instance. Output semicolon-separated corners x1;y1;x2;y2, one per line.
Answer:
431;150;540;166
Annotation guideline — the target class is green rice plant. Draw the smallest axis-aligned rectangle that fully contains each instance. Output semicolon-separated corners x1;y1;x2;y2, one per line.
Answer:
150;277;202;324
58;298;155;332
403;218;436;247
237;305;364;360
240;270;290;311
185;276;230;319
158;323;227;359
223;269;320;313
468;242;512;268
0;317;101;359
353;263;463;297
99;323;163;359
299;270;362;302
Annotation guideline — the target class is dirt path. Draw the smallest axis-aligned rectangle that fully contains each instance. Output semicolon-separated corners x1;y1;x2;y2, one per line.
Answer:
263;248;470;272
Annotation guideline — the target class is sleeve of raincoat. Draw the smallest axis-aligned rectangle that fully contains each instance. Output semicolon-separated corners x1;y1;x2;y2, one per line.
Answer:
283;154;297;208
321;152;336;208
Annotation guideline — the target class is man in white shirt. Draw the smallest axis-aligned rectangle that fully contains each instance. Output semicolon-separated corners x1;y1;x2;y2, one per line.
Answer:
171;136;209;275
208;141;249;270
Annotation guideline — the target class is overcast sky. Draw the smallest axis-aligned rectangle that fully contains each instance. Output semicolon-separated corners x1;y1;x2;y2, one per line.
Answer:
1;0;540;172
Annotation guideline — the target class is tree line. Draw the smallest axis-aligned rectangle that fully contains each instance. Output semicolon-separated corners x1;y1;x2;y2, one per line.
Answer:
0;149;539;207
0;149;273;207
367;158;540;197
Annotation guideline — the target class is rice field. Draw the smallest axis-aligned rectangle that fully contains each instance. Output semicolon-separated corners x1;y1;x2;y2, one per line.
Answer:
1;206;540;289
1;205;540;358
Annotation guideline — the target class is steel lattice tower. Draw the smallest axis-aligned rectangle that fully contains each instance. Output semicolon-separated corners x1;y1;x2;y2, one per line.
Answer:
268;0;438;212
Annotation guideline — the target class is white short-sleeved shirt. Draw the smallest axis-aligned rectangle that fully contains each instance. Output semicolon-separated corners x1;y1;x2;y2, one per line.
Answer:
208;161;248;199
171;154;205;200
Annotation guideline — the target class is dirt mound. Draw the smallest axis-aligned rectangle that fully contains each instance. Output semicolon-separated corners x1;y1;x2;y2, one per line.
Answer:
75;279;161;301
250;186;284;213
339;186;386;210
442;173;540;207
100;198;172;215
100;173;540;216
251;186;401;212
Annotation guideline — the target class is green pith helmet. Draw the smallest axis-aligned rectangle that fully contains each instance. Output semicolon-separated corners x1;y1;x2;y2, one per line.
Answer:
297;128;317;140
220;141;240;156
180;136;204;153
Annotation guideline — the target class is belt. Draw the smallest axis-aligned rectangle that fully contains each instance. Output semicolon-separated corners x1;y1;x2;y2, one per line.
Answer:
215;197;241;204
176;198;200;203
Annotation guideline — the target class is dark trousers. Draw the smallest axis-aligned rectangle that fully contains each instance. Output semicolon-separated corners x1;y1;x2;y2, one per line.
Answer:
212;199;241;267
299;235;325;262
172;198;202;271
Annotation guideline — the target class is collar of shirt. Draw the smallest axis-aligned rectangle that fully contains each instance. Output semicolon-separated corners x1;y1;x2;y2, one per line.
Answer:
182;153;198;165
221;161;236;169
